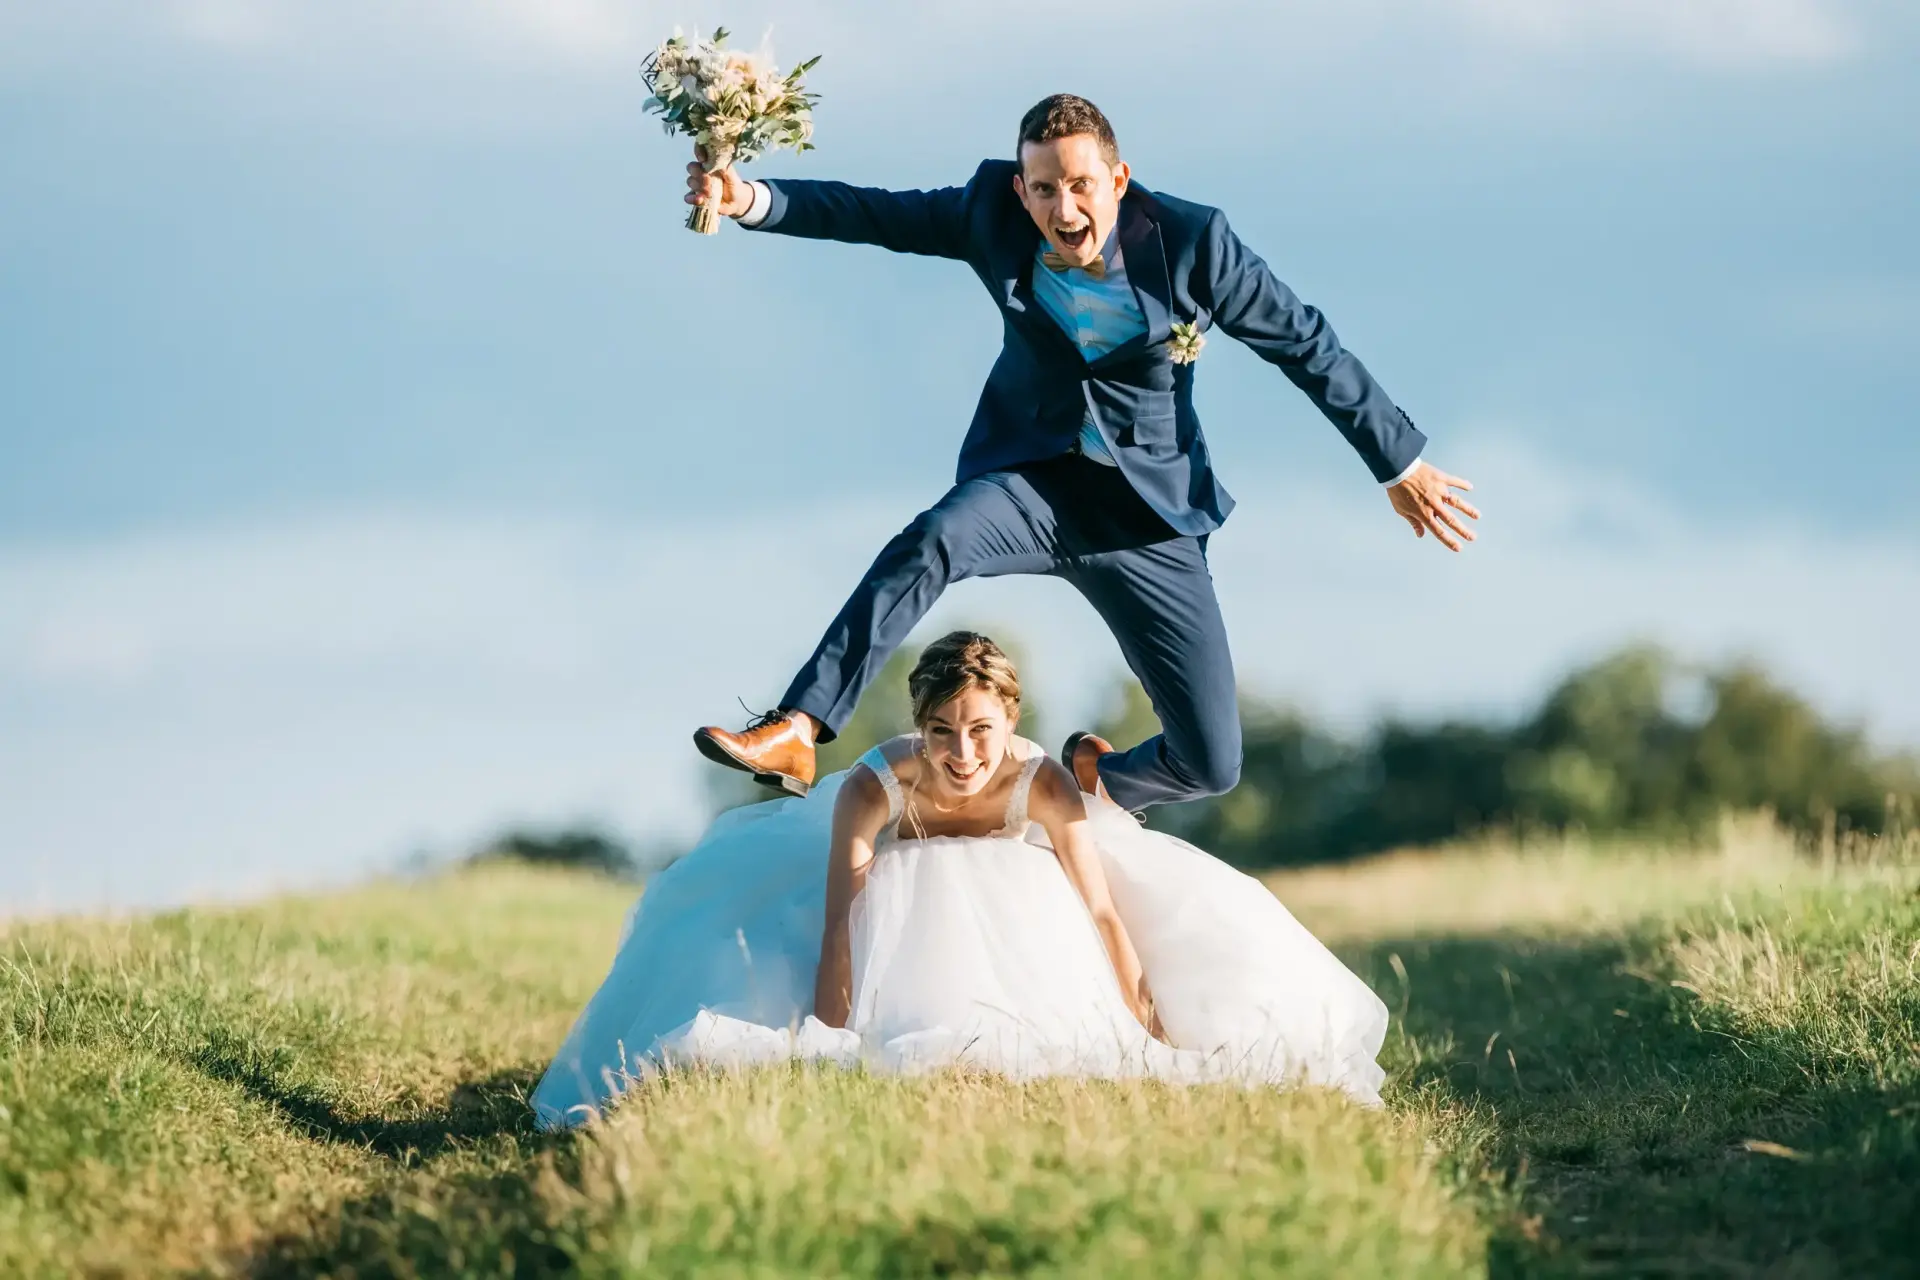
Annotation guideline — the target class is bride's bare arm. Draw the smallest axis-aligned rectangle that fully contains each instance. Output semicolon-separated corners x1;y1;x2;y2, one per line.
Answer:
814;766;887;1029
1030;763;1165;1040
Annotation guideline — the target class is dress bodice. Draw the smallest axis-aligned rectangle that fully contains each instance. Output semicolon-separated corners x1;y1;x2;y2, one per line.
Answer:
857;738;1045;846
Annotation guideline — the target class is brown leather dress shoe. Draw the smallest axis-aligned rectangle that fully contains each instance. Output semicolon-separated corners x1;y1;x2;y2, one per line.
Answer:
694;710;817;797
1061;731;1114;801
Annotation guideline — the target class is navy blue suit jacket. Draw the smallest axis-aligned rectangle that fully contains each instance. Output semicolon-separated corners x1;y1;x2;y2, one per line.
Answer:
749;160;1425;537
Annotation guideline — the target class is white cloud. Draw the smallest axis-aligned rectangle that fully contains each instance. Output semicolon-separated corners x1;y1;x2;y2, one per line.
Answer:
170;0;279;52
0;0;657;86
1764;276;1920;354
1452;0;1860;67
1211;437;1920;739
158;0;654;63
3;436;1916;916
0;0;1871;85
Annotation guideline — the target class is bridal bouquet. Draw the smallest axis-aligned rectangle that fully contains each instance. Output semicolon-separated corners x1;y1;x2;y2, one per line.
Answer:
642;28;821;234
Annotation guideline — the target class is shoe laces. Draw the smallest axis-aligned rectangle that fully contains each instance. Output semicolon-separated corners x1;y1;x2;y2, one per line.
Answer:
738;698;788;731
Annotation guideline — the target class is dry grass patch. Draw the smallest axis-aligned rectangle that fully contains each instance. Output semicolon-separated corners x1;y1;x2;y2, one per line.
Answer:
1271;814;1828;944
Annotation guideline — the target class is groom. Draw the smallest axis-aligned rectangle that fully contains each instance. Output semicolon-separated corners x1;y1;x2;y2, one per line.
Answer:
687;95;1478;810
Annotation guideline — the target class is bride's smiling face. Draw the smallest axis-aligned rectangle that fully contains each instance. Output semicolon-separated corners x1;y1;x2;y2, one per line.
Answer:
920;686;1018;798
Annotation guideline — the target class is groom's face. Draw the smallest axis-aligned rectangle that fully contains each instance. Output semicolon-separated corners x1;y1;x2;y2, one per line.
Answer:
1014;134;1131;268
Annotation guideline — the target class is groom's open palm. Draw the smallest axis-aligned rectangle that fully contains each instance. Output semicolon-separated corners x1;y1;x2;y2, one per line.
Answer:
1390;463;1480;552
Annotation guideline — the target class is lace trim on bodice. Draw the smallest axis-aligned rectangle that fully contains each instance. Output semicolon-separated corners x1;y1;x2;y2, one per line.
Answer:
857;742;1044;844
999;753;1043;834
860;746;906;827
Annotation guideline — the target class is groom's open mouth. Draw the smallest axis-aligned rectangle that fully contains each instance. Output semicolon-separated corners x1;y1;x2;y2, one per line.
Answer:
1054;223;1093;253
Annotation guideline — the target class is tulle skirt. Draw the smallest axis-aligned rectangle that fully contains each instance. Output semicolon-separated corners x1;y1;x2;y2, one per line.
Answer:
531;772;1387;1129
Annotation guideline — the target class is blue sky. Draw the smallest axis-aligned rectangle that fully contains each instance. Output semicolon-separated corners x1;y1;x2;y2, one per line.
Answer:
3;0;1917;912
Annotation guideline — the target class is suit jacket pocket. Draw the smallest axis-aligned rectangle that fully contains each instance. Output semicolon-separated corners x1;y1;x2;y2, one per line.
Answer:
1125;412;1178;449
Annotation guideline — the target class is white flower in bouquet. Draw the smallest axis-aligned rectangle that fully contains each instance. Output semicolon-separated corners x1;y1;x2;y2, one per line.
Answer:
643;27;821;233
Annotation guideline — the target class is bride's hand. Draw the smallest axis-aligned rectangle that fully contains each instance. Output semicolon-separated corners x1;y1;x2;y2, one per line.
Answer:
685;146;754;219
1135;985;1169;1044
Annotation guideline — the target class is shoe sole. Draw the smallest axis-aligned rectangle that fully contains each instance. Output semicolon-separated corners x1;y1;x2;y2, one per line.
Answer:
1060;731;1108;799
693;730;812;798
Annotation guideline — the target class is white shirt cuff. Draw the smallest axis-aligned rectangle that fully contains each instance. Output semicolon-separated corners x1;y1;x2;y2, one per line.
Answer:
1382;455;1424;488
736;180;772;228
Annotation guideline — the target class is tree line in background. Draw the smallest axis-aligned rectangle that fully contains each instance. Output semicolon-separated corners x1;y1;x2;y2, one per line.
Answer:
1099;645;1919;868
471;639;1917;875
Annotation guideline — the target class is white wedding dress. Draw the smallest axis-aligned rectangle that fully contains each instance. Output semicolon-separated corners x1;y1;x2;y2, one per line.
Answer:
531;738;1388;1129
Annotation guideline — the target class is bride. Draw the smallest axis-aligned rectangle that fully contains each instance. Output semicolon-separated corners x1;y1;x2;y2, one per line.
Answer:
531;632;1388;1129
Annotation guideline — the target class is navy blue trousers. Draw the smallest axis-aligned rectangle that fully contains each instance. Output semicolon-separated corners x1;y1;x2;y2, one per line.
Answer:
782;455;1241;810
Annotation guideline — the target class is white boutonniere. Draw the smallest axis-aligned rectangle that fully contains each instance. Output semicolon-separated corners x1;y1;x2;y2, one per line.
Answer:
1169;322;1206;365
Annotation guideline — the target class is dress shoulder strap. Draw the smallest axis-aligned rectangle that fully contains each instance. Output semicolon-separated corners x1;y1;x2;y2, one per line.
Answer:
1002;753;1046;834
856;746;904;831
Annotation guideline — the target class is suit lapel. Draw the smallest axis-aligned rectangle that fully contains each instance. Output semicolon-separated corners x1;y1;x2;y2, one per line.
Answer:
1003;228;1039;316
1099;191;1172;366
996;216;1083;362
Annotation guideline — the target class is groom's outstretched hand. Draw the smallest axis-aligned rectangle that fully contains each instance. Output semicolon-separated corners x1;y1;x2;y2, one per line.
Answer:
685;147;755;219
1388;462;1480;552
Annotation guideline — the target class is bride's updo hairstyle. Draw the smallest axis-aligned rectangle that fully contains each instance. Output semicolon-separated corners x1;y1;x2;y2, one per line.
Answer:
908;631;1022;728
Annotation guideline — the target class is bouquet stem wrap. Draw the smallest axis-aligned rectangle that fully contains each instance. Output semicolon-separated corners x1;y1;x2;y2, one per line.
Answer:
643;29;820;236
687;145;735;235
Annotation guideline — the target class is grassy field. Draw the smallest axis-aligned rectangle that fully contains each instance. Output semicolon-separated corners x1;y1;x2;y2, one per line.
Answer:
2;820;1916;1277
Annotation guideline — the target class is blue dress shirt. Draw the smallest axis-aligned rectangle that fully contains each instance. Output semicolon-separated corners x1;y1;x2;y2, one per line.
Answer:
1025;227;1148;465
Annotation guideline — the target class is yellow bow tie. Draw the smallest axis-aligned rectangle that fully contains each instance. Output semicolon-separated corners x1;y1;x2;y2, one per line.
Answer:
1041;249;1106;280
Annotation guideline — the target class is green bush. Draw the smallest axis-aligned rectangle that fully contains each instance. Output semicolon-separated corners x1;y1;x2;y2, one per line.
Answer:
1101;645;1918;868
467;827;638;877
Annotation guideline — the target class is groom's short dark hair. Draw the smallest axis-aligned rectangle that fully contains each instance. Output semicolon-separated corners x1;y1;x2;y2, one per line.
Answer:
1017;95;1120;169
